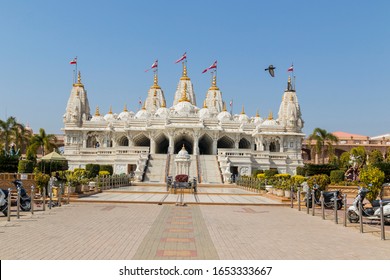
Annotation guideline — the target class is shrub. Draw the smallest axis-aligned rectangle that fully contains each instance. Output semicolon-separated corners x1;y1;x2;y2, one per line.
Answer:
305;164;338;176
359;166;385;202
296;166;306;176
275;174;291;180
99;171;110;176
373;162;390;183
100;165;113;175
307;174;330;191
264;169;278;178
257;173;266;179
291;175;305;185
251;169;263;177
18;160;35;173
330;170;345;184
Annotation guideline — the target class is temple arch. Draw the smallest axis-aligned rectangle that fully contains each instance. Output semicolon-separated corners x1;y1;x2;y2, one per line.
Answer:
239;138;251;149
155;133;169;154
174;134;193;154
199;133;213;155
133;133;150;147
217;135;235;149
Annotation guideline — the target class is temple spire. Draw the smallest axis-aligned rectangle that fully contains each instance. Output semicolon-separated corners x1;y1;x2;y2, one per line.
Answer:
151;73;161;89
241;105;245;114
256;110;260;117
209;73;219;90
180;62;190;80
268;111;273;120
179;83;190;102
123;104;128;112
203;99;208;108
222;102;227;111
95;106;100;116
73;71;84;87
108;105;112;114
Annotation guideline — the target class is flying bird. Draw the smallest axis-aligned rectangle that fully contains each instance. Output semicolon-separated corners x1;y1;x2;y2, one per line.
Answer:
265;65;276;77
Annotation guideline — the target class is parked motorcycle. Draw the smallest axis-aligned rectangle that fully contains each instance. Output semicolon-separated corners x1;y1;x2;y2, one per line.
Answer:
12;179;32;211
305;184;343;210
0;188;8;216
347;187;390;224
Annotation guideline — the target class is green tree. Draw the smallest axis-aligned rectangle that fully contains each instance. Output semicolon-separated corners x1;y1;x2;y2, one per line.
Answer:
368;149;384;165
29;128;57;156
349;146;367;168
0;116;20;153
339;151;351;169
359;166;385;202
308;128;339;164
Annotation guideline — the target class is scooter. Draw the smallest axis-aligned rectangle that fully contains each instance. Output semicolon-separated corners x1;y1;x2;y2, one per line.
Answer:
305;184;343;210
347;187;390;224
0;188;8;216
11;179;32;211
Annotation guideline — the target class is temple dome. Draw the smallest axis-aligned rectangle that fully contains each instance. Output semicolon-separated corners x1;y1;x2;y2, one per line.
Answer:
198;107;211;119
90;107;106;122
155;106;170;118
217;110;231;121
118;105;134;121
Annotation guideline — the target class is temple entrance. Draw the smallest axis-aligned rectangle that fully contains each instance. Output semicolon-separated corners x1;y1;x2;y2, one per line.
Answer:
239;138;251;149
133;133;150;147
217;135;235;149
199;134;213;155
174;135;193;154
155;133;169;154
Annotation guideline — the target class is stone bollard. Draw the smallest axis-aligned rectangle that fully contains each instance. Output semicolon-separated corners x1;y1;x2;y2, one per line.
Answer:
31;186;35;215
7;188;11;221
16;187;20;219
380;200;385;240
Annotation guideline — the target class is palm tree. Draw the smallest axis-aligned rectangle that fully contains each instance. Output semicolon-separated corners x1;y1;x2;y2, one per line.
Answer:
308;128;339;164
29;128;57;156
0;116;19;153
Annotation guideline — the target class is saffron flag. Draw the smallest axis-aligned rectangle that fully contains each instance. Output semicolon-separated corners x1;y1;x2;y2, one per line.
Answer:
145;60;158;72
69;57;77;65
175;52;187;64
202;60;217;73
287;65;294;72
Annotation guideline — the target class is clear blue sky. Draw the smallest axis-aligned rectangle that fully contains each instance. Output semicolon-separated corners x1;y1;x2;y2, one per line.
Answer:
0;0;389;137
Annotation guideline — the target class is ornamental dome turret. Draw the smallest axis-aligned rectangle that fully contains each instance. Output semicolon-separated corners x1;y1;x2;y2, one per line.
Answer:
177;144;190;159
238;105;249;123
260;112;280;128
252;110;263;125
173;64;196;106
118;104;134;121
198;100;211;119
104;106;116;121
172;83;196;116
91;106;106;122
217;102;231;121
135;102;150;119
154;99;170;118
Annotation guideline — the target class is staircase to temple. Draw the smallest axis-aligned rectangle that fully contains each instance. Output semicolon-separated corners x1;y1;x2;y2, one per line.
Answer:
199;155;223;184
143;154;168;183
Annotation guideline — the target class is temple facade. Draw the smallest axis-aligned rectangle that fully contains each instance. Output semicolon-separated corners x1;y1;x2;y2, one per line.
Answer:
62;65;305;183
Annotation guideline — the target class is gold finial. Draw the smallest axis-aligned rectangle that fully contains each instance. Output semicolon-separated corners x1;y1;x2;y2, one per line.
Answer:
123;104;128;112
95;106;100;116
73;71;84;87
153;89;157;97
180;63;190;80
241;105;245;114
179;83;190;102
222;102;227;111
268;111;273;120
209;74;219;90
161;98;166;108
151;73;161;89
108;105;112;114
142;102;146;110
256;110;260;118
203;99;208;108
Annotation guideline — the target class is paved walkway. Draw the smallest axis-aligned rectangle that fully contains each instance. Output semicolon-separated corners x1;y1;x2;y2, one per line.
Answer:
1;200;390;259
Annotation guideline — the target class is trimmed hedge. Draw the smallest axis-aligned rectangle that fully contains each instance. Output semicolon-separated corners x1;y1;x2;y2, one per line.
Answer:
100;164;113;175
18;160;35;173
302;164;338;176
330;170;345;184
86;164;100;178
264;169;278;178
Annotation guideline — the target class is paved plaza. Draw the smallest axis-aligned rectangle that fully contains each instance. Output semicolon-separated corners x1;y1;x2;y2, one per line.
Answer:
0;184;390;260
